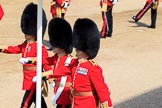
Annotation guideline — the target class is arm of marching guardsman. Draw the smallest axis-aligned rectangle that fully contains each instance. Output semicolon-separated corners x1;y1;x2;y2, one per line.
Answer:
41;46;53;97
27;56;54;66
0;41;26;54
32;69;54;83
53;63;71;76
42;46;53;77
0;46;8;53
89;64;113;108
19;57;36;64
42;54;59;79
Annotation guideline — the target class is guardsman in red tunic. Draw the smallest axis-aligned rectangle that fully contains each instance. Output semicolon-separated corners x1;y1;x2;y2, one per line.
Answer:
50;0;71;18
53;18;113;108
0;4;4;21
71;18;112;108
69;18;112;108
0;3;51;108
45;18;73;108
48;0;71;50
132;0;160;28
100;0;118;38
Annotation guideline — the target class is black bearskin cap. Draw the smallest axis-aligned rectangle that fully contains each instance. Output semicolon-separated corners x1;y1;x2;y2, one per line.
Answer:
72;18;100;59
48;18;73;53
21;2;47;37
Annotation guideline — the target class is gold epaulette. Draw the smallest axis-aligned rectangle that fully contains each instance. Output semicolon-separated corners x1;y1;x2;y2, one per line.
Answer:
68;54;73;58
89;60;98;66
68;54;77;59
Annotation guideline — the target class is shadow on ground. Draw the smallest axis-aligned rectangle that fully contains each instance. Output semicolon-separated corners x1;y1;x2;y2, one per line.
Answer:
128;20;149;28
114;87;162;108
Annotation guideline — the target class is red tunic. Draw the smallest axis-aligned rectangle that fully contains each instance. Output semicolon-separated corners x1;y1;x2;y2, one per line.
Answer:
50;0;71;17
100;0;112;6
3;41;51;90
54;59;113;108
70;60;112;108
56;0;64;6
46;54;72;105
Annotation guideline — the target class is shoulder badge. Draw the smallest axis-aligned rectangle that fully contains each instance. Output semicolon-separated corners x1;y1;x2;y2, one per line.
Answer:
77;67;88;75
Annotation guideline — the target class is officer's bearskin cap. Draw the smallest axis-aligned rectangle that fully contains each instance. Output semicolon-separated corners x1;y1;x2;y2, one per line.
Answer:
72;18;100;59
21;2;47;37
48;18;73;53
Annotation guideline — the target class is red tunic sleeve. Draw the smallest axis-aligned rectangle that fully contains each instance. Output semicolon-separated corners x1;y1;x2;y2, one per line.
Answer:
3;41;27;54
89;65;112;107
46;54;57;66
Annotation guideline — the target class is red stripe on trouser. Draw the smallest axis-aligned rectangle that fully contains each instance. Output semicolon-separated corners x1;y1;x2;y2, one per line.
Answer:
23;89;35;108
101;12;107;38
136;2;152;20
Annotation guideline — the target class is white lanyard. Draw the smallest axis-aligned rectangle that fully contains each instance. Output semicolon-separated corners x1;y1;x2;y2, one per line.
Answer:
52;56;72;106
23;43;29;58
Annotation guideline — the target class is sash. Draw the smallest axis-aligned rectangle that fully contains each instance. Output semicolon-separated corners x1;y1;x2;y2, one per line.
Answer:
52;56;72;106
52;76;67;106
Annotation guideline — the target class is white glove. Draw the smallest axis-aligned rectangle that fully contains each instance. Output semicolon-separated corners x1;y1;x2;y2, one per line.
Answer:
152;0;156;3
111;0;118;5
19;58;30;64
32;76;37;83
63;1;70;8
